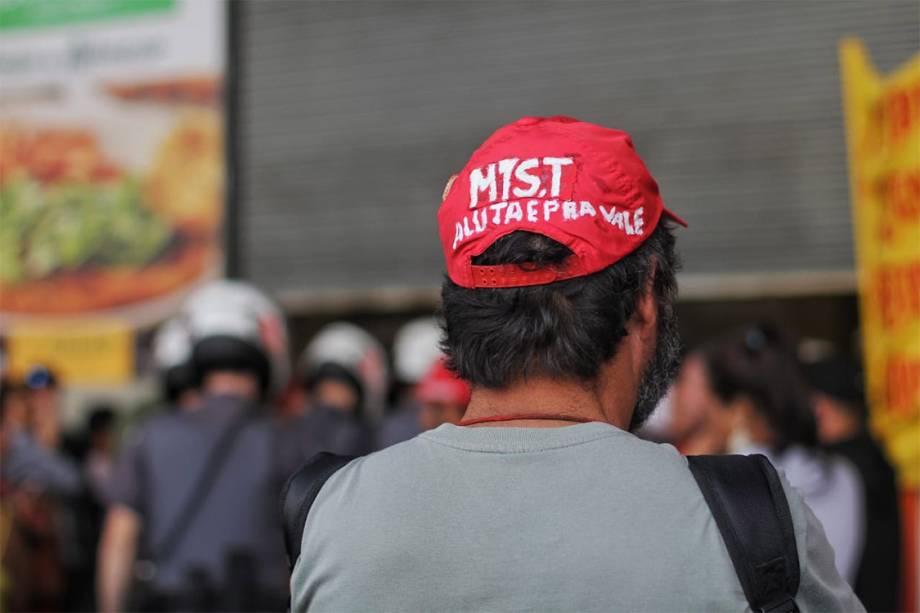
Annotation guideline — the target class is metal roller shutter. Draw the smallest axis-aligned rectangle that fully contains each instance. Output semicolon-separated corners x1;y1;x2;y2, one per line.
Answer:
238;1;918;307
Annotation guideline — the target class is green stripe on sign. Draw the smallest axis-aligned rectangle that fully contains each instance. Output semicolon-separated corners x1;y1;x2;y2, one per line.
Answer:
0;0;175;31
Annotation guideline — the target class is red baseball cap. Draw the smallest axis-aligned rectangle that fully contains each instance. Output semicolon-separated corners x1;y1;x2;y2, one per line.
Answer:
438;116;686;288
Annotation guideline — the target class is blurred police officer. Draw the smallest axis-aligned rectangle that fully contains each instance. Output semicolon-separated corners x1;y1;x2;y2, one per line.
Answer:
292;322;388;456
290;117;862;612
152;316;201;412
98;281;292;612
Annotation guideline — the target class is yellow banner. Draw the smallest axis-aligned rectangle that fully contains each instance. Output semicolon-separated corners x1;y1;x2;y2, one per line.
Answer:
6;322;134;385
840;40;920;487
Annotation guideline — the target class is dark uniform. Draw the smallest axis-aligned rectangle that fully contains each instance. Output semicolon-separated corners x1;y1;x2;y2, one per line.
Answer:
111;394;292;611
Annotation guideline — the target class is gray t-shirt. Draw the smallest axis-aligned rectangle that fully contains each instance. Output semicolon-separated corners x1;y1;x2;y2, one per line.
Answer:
292;422;863;612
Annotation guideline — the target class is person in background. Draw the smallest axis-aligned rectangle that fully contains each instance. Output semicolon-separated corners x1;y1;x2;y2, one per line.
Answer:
59;404;120;613
805;356;901;612
98;281;294;613
292;322;388;457
0;378;28;451
152;316;201;412
669;352;736;455
24;365;64;451
82;406;118;506
685;325;866;585
0;377;59;613
3;366;81;498
1;373;82;611
415;357;471;432
377;317;443;448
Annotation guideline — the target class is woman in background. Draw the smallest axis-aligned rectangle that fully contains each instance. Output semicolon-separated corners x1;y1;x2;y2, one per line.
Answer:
671;325;865;585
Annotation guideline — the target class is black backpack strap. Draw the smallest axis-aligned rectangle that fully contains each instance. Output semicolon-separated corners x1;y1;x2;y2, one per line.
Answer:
280;452;355;572
151;409;254;566
687;454;800;613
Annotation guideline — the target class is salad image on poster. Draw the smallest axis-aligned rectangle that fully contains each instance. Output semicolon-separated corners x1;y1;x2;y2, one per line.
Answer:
0;101;222;313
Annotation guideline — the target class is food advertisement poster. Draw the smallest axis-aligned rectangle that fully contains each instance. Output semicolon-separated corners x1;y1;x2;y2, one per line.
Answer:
0;0;226;384
840;39;920;488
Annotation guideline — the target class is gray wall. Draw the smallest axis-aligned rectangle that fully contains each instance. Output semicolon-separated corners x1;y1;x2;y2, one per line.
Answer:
238;1;918;308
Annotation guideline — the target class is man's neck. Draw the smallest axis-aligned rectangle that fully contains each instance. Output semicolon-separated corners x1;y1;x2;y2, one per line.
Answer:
462;375;633;430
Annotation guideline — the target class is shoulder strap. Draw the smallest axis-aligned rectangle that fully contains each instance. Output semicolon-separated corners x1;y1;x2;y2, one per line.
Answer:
687;454;800;613
280;452;355;572
152;409;254;566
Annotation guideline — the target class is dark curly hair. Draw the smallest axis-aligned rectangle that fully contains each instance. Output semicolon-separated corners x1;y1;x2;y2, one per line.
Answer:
440;223;680;402
701;324;818;452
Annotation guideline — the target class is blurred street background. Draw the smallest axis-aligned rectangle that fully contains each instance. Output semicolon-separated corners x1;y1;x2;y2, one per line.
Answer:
0;1;917;611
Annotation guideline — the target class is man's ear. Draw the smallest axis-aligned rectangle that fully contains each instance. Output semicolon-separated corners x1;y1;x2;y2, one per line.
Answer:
629;263;659;342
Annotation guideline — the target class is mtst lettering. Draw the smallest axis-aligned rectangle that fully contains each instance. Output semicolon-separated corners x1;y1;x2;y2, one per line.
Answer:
469;157;574;209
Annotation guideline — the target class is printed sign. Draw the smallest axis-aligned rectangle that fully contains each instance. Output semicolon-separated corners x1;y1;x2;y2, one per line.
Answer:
840;39;920;487
6;322;134;385
0;0;226;383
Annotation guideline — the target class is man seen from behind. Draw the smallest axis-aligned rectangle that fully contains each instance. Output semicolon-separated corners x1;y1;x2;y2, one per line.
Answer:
290;116;863;612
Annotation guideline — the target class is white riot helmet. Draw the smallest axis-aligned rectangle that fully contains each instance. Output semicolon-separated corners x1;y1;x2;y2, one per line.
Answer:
180;280;290;398
152;316;197;403
392;316;443;385
298;322;389;422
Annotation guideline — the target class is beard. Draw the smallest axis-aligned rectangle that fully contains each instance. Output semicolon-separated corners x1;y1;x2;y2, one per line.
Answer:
628;298;682;432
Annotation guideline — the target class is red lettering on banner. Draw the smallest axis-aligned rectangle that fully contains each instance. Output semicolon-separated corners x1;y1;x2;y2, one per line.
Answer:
885;355;920;417
860;83;920;153
874;168;920;243
875;262;920;329
862;82;920;154
885;82;920;145
875;170;920;221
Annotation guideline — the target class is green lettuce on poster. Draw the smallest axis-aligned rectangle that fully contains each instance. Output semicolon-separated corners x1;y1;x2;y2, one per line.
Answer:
0;176;170;283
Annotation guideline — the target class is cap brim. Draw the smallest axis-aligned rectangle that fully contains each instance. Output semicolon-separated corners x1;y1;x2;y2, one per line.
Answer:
663;208;688;228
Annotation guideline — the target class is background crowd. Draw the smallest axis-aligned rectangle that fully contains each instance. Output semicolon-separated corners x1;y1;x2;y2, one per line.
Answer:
0;279;903;611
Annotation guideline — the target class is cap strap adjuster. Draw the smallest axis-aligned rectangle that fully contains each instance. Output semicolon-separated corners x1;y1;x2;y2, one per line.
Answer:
468;263;575;288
